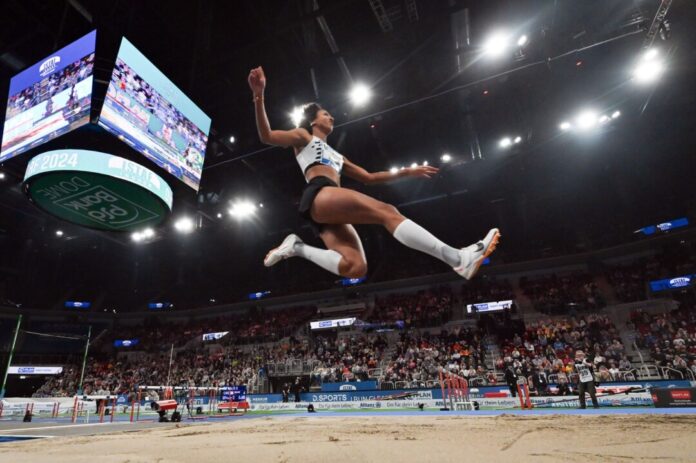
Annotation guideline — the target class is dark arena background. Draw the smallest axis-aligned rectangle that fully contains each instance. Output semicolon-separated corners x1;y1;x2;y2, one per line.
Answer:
1;1;695;462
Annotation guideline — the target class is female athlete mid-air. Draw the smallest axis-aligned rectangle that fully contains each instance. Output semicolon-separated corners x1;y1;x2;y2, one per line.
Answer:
248;66;500;280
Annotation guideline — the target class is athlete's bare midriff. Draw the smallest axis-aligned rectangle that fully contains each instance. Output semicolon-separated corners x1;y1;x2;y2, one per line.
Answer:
304;164;341;186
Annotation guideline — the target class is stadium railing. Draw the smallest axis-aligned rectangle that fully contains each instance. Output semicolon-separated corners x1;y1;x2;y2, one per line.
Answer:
658;366;688;380
468;377;486;387
634;364;662;380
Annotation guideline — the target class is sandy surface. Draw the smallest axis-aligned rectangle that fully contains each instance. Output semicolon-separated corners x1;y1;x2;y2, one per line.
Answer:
2;414;696;463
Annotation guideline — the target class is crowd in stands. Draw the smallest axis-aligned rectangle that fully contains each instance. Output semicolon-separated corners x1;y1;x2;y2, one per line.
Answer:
94;306;316;353
24;257;696;399
606;262;648;303
632;303;696;379
35;313;636;397
496;314;632;393
368;287;454;328
381;327;487;386
520;273;604;314
607;244;696;303
32;345;267;398
460;278;514;306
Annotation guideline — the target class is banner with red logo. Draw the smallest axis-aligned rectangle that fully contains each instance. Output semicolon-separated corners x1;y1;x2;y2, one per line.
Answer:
652;388;696;407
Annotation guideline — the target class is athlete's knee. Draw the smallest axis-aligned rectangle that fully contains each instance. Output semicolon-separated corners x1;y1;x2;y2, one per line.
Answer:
377;202;402;224
344;260;367;279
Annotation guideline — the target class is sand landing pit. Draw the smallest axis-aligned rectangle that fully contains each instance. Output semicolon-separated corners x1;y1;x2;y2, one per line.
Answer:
2;414;696;463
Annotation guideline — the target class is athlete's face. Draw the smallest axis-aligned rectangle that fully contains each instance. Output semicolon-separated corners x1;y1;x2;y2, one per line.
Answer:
312;109;335;134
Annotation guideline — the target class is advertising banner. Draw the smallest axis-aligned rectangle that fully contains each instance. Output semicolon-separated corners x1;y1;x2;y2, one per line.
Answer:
321;381;378;392
651;387;696;407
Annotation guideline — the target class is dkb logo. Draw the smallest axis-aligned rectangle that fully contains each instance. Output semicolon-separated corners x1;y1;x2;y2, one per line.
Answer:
53;182;159;230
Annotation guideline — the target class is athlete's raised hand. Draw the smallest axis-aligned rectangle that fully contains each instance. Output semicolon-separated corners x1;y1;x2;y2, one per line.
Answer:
248;66;266;96
405;165;439;179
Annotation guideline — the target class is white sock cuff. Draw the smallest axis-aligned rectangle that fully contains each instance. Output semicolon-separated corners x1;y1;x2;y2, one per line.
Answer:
295;243;342;276
392;219;414;240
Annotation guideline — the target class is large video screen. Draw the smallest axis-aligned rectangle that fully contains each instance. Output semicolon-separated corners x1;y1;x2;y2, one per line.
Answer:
98;38;210;190
1;30;95;162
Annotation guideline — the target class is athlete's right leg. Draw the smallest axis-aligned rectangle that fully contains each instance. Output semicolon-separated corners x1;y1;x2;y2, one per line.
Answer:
310;186;500;279
318;224;367;278
263;224;366;278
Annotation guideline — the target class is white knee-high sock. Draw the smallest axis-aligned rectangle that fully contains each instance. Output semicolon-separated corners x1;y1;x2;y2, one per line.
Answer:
293;242;343;275
392;219;461;267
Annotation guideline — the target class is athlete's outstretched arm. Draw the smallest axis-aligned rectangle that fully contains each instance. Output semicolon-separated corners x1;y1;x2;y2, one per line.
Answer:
342;157;439;185
248;66;310;148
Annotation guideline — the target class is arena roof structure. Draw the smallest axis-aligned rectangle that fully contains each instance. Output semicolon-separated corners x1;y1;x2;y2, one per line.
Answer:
0;0;694;311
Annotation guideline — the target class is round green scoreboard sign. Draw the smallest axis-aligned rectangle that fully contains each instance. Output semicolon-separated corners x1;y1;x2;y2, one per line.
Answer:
23;150;173;231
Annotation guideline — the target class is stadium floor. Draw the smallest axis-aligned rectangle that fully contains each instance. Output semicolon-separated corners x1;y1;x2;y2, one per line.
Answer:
0;406;694;439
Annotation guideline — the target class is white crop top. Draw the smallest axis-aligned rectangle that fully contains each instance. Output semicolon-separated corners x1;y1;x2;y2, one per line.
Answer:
295;136;344;180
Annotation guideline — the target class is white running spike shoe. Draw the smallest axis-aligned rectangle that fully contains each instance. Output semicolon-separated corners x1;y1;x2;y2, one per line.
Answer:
454;228;501;280
264;234;302;267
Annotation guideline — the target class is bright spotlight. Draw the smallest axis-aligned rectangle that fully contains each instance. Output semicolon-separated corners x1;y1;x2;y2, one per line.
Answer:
513;136;522;144
410;162;418;168
611;110;621;119
174;217;195;233
576;111;598;130
142;228;155;238
55;230;64;237
229;200;257;219
290;106;304;127
216;212;223;219
484;32;509;58
0;172;5;180
643;48;658;61
599;115;610;124
349;83;372;106
559;121;572;131
389;167;398;174
132;232;143;242
517;35;528;47
633;60;664;84
422;161;428;166
499;137;512;148
228;136;235;144
440;154;452;162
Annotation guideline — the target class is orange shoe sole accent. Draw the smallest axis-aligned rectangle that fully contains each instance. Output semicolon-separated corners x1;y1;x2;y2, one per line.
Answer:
468;230;501;280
